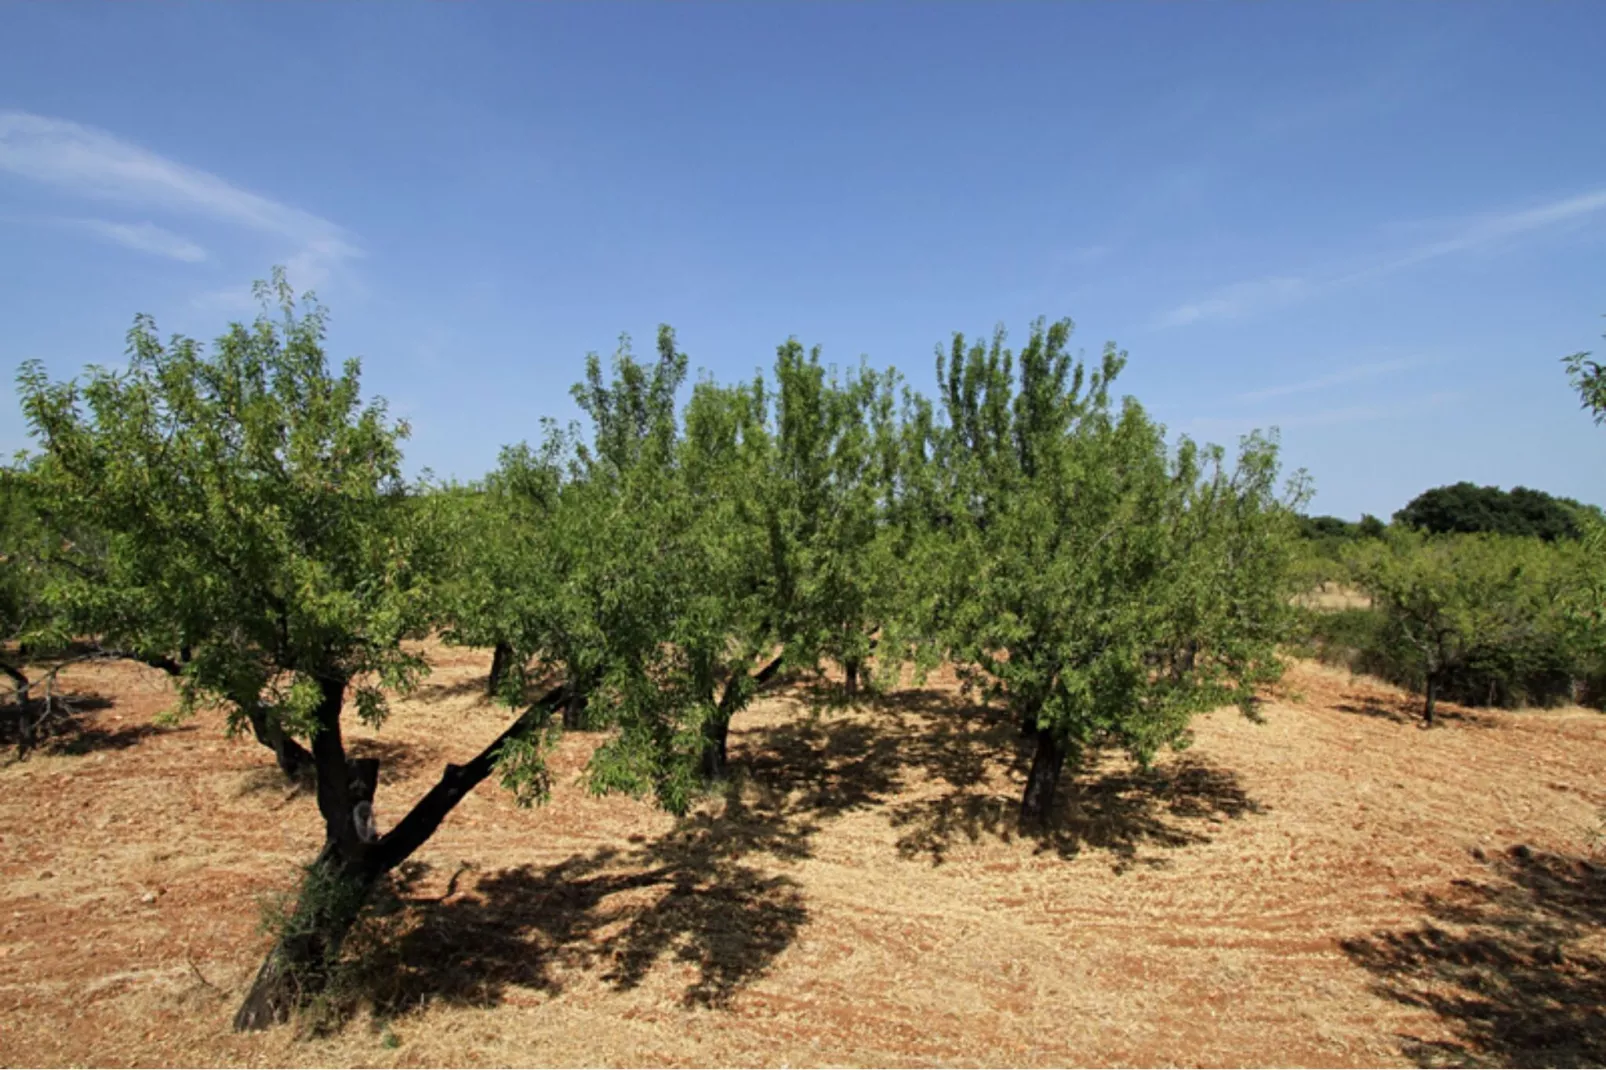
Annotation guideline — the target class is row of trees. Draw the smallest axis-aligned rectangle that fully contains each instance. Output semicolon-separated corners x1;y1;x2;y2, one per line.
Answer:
1292;328;1606;724
1331;530;1602;723
1297;483;1599;554
0;271;1333;1029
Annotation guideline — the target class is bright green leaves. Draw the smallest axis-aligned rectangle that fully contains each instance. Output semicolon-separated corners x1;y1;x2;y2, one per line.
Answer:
1344;528;1584;708
15;270;439;744
929;318;1305;775
1564;318;1605;426
493;715;561;807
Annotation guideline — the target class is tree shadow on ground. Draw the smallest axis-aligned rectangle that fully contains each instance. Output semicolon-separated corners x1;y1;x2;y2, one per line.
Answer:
1342;845;1606;1067
888;752;1263;871
337;702;834;1022
346;787;810;1021
328;681;1260;1025
0;692;182;759
1334;694;1496;730
869;687;1264;869
409;674;496;703
345;737;440;786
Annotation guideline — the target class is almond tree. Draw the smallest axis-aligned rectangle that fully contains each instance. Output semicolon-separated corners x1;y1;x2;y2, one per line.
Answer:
761;344;909;699
928;318;1304;824
14;273;581;1029
1346;530;1573;724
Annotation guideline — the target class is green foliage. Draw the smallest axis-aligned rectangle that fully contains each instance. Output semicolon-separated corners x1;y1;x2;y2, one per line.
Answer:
1563;318;1605;425
1291;606;1388;668
14;268;440;742
1393;482;1597;542
1343;530;1590;715
1290;513;1386;593
751;343;910;694
0;463;64;661
922;318;1306;789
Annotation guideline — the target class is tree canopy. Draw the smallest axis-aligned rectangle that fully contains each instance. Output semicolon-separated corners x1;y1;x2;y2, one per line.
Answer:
919;319;1306;822
1393;482;1597;542
4;278;1326;1031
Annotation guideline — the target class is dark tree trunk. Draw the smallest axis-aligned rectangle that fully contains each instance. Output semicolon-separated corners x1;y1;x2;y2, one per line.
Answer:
1423;673;1438;728
700;714;731;779
698;653;785;780
1020;725;1067;826
1019;707;1036;738
233;677;567;1031
843;658;861;699
232;802;376;1030
5;661;33;756
486;641;513;698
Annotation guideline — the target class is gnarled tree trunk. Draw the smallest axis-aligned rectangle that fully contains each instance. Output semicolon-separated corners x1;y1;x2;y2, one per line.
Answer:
233;676;567;1031
700;714;731;779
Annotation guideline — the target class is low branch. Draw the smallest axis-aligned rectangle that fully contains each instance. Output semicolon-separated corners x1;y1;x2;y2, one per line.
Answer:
368;683;568;875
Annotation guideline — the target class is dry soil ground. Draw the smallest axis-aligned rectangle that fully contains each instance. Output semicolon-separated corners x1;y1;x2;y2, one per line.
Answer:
1;645;1603;1068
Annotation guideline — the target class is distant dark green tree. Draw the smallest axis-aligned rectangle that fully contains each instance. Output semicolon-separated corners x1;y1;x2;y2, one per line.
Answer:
1394;482;1592;542
1299;515;1358;540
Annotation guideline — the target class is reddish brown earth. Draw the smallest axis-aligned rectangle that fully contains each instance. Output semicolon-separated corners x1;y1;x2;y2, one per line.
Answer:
0;646;1602;1067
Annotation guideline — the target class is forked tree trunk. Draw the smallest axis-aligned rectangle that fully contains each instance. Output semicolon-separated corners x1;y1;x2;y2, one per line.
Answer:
233;677;567;1031
697;653;785;780
1020;725;1068;826
486;641;513;698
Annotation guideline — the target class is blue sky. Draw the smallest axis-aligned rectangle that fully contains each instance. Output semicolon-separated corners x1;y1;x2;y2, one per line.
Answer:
1;2;1602;519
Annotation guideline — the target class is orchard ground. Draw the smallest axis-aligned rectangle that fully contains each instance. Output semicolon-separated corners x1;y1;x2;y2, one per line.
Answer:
1;643;1603;1068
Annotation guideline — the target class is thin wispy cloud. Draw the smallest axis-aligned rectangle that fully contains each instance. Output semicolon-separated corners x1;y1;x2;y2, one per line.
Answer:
1235;357;1422;404
0;110;359;290
69;219;207;262
1156;276;1307;328
1180;390;1461;440
1338;188;1606;283
1157;186;1606;329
